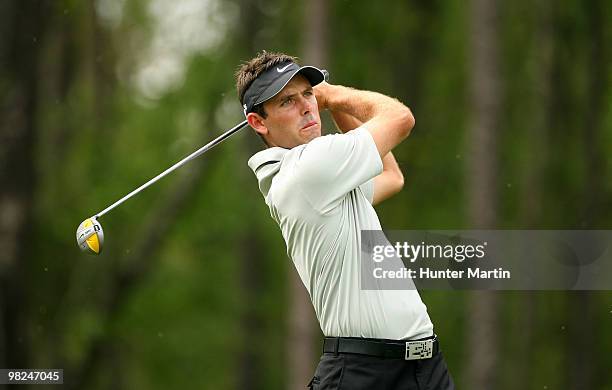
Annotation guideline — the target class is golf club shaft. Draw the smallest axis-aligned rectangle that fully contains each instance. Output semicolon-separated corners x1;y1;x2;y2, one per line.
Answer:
95;120;248;219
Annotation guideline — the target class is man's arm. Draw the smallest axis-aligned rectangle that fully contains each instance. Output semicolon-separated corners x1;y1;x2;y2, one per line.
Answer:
315;82;415;158
329;110;404;205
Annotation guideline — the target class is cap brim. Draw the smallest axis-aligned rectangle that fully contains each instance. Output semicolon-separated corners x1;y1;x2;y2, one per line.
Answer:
254;66;325;106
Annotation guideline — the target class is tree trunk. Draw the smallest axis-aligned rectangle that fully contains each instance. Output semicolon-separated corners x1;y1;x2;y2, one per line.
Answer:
0;0;47;372
514;1;553;388
465;0;501;388
566;1;607;388
237;230;264;390
235;1;267;388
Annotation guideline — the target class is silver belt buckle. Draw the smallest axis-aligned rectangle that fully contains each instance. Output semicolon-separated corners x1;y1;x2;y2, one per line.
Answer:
405;339;434;360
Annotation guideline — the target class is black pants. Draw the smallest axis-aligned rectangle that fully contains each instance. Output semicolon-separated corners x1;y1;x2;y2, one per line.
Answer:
307;349;454;390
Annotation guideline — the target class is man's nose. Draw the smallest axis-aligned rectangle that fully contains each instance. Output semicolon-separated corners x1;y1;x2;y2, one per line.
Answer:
299;96;313;115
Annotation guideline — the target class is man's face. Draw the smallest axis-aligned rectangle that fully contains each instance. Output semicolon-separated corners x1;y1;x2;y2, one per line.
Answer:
248;74;322;148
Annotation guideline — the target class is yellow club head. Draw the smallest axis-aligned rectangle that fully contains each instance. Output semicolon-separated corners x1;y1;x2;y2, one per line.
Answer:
76;218;104;255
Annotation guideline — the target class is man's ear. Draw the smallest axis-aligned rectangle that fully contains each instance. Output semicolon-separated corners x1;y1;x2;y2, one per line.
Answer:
246;112;268;136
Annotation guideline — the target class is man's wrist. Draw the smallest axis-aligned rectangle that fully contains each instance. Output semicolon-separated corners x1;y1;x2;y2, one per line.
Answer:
315;81;335;111
324;85;378;124
322;84;348;110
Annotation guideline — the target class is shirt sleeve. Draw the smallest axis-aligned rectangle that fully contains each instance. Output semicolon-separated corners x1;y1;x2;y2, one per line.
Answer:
296;127;383;213
359;178;375;204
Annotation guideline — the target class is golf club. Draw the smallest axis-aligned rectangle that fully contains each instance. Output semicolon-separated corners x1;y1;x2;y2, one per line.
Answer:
76;69;329;254
76;119;248;254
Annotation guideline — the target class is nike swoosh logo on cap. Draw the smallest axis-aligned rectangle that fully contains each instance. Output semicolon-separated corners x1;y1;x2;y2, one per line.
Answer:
276;64;291;72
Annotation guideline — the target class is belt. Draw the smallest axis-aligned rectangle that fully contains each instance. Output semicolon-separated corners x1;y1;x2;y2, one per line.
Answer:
323;335;439;360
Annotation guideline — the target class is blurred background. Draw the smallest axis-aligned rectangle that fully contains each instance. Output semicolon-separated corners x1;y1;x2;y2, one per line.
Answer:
1;0;611;389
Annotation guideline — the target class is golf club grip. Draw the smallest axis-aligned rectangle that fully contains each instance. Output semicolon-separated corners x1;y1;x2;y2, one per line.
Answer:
322;69;330;82
95;120;249;219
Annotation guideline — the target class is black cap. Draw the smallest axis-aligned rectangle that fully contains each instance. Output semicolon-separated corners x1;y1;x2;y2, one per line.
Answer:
242;61;326;116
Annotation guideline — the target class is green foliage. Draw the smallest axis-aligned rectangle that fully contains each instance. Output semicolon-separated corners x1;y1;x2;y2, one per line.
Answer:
7;0;612;388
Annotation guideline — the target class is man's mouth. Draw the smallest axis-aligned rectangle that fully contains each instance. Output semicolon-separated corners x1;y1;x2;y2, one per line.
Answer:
301;121;318;130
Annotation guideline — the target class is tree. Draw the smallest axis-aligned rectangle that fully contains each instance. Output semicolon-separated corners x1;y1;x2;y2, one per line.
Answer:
465;0;501;388
0;0;48;372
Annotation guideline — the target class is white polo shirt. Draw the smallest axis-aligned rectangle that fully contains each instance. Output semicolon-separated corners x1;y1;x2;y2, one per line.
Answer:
248;127;433;340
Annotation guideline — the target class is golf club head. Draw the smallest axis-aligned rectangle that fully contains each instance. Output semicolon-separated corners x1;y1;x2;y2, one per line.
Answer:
76;217;104;255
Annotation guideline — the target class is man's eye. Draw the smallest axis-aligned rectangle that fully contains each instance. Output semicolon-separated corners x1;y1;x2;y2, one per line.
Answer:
281;98;293;106
304;90;313;97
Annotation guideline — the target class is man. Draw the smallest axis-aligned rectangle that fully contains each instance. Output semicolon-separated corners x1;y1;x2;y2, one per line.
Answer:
236;51;454;389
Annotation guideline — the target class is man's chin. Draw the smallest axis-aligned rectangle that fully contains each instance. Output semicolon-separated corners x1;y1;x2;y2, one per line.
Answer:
303;131;321;144
300;124;321;142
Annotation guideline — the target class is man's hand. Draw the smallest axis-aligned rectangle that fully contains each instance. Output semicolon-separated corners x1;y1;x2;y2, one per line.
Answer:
317;82;357;133
314;81;413;205
313;83;415;159
314;83;369;134
314;81;331;112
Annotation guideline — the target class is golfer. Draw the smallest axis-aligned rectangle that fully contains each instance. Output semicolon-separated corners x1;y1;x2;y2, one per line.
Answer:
236;51;454;389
